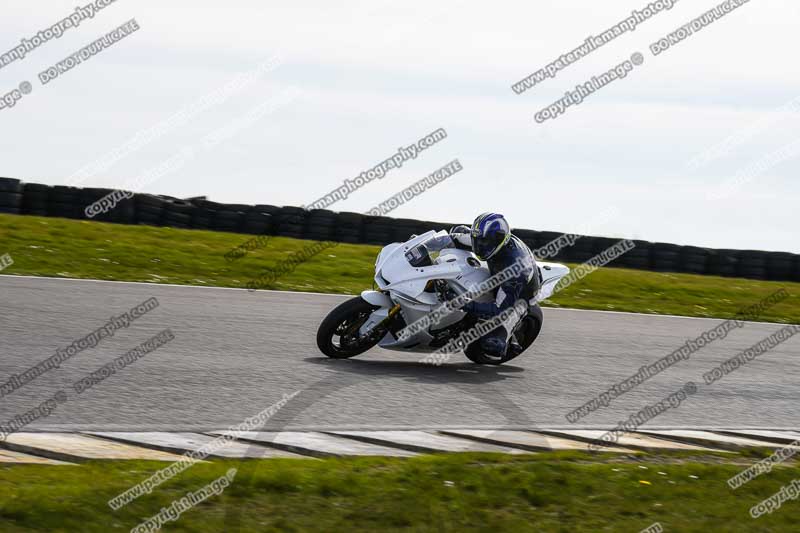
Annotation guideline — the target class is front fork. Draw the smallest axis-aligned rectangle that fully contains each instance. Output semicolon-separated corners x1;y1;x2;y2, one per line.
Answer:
359;288;405;337
362;303;401;337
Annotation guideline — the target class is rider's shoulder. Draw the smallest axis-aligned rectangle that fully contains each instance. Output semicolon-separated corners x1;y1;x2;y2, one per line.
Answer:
508;235;537;266
509;234;533;254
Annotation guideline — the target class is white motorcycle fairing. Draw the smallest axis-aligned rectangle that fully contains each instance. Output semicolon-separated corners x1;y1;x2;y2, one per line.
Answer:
359;230;570;354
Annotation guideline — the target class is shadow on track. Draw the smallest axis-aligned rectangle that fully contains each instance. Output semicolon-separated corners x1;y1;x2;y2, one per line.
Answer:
305;357;526;387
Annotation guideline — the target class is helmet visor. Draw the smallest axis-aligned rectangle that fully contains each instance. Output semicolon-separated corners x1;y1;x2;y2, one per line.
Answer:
472;232;506;259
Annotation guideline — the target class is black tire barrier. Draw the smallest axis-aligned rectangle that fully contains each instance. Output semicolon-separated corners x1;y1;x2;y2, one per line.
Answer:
613;240;651;270
48;201;83;220
335;228;361;243
362;229;393;246
136;211;162;226
82;188;128;223
304;229;335;242
590;237;622;262
335;211;363;243
135;193;167;208
0;177;22;193
191;208;215;230
677;246;710;275
134;194;167;226
0;192;23;209
572;236;632;267
136;204;164;218
391;227;418;243
305;208;336;221
415;221;442;235
511;228;539;251
103;193;137;225
212;210;245;233
4;177;800;282
305;209;337;241
706;249;737;278
274;206;306;238
765;252;795;281
278;205;306;215
21;196;50;208
650;243;682;272
560;237;595;263
564;249;595;263
391;218;422;242
306;231;336;242
22;183;50;214
23;183;50;193
51;185;82;205
363;215;396;245
619;240;653;270
162;214;192;228
652;251;679;272
335;212;364;243
222;203;253;212
241;212;273;235
536;231;564;247
563;236;595;263
82;188;116;222
275;224;304;239
192;199;226;211
736;251;768;280
572;237;596;251
621;256;652;270
165;199;195;214
252;204;280;215
338;212;364;224
82;187;115;199
162;200;195;229
792;256;800;282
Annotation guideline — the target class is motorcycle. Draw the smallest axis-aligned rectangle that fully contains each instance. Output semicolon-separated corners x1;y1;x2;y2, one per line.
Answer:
316;230;570;365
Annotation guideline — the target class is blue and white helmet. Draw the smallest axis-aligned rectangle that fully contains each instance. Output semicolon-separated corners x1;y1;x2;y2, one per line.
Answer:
471;212;511;260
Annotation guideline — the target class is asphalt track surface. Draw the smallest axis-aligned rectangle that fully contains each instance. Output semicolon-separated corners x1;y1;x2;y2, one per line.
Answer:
1;275;798;432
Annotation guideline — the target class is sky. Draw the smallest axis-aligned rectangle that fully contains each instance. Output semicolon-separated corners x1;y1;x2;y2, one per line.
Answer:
0;0;798;253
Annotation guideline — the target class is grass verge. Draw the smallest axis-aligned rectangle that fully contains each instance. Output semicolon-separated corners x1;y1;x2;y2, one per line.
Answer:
1;214;798;323
0;451;798;532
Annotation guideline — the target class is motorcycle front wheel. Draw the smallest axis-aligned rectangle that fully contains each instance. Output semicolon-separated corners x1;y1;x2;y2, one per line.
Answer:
316;297;384;358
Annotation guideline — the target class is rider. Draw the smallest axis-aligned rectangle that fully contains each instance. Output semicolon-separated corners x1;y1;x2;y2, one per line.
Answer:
406;213;540;358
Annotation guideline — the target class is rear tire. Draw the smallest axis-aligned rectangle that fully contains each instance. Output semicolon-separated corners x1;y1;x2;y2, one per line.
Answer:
465;304;543;365
316;297;384;359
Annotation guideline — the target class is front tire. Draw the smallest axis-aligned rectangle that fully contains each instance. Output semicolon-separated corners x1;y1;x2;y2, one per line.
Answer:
316;297;384;359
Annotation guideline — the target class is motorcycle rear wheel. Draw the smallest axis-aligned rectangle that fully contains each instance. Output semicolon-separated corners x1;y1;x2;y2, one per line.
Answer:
316;297;384;358
465;304;543;365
